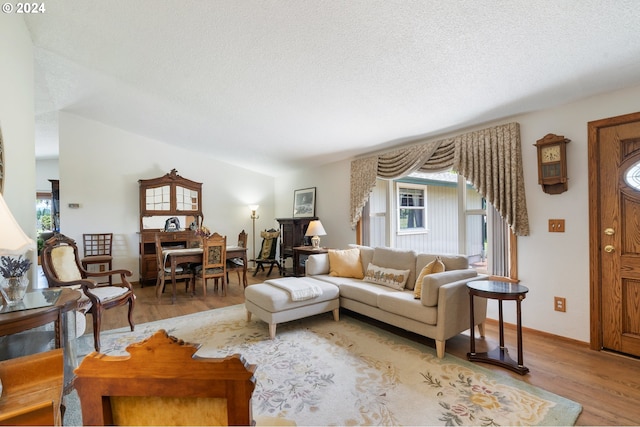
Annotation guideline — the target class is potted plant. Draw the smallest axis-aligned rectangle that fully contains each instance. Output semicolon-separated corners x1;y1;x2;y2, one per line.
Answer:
0;255;32;305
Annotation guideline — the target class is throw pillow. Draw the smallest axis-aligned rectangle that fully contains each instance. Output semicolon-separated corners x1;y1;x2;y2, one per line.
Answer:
364;263;411;290
414;256;446;299
328;248;364;279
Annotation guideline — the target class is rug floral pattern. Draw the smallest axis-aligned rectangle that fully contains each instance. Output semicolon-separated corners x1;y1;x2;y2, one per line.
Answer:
76;305;581;426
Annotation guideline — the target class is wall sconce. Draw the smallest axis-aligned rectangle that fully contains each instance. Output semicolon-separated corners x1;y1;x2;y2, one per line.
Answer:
249;205;259;267
305;220;327;250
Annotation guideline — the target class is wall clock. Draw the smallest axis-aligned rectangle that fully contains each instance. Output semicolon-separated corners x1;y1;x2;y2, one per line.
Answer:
0;128;4;194
534;133;570;194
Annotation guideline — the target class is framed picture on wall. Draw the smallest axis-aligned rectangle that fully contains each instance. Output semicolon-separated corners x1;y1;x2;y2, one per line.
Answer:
293;187;316;218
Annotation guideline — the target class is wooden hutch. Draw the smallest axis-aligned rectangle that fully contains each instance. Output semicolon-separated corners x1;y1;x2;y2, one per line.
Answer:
138;169;203;286
276;217;317;276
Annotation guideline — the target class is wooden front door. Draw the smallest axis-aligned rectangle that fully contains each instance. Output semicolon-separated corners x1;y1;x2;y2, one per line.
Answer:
589;111;640;357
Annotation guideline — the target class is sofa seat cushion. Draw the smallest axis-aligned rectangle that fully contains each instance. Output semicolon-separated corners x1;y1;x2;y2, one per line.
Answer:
377;291;438;325
421;269;479;307
246;279;339;313
337;279;401;307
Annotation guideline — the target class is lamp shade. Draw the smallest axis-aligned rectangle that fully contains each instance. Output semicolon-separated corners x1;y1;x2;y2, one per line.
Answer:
305;220;327;237
0;193;36;256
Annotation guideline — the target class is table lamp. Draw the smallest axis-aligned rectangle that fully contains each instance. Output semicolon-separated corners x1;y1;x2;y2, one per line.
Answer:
305;220;326;250
0;193;35;256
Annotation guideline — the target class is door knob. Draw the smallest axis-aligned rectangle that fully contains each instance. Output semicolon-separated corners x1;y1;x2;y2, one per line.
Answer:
604;228;615;236
604;245;615;253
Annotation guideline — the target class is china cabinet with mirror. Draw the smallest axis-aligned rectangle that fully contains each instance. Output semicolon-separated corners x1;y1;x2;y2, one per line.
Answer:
138;169;203;286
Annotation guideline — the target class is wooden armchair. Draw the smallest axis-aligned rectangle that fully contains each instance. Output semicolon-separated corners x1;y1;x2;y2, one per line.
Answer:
41;234;135;352
74;329;256;426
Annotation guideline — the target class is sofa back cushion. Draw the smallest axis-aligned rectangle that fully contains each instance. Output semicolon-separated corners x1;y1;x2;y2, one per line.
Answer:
416;253;469;274
371;247;416;290
348;244;374;276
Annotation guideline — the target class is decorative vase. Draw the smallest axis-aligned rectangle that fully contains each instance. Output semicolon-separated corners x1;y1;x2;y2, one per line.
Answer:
0;275;29;305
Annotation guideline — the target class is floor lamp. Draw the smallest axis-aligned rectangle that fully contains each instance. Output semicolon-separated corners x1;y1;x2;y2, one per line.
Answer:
249;205;259;269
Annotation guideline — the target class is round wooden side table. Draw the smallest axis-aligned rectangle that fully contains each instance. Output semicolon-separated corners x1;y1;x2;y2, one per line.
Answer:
467;280;529;375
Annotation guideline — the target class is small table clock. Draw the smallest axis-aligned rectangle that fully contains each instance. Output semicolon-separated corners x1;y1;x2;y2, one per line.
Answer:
533;133;570;194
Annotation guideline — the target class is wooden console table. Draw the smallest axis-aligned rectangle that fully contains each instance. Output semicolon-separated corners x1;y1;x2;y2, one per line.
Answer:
293;246;328;277
467;280;529;375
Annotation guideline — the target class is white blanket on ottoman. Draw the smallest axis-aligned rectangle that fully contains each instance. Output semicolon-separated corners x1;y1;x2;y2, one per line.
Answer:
266;277;323;301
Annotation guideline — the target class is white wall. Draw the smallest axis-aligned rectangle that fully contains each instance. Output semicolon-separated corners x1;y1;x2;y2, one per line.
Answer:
276;84;640;343
58;112;275;280
0;15;37;285
274;159;354;266
36;159;59;192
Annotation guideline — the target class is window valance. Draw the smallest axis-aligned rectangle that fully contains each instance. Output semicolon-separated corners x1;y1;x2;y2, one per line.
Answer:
350;122;529;236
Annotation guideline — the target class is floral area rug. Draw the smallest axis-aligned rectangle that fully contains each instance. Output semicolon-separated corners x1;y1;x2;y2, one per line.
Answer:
67;304;581;426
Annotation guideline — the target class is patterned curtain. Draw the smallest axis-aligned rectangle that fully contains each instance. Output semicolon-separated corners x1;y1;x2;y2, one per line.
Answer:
350;122;529;236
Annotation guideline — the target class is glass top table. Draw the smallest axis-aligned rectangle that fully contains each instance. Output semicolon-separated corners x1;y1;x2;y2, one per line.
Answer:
467;280;530;375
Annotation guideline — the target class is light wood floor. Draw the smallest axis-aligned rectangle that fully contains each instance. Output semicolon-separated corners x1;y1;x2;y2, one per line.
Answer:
87;271;640;426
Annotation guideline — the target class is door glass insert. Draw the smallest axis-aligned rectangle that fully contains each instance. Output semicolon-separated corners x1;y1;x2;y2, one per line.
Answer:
624;161;640;191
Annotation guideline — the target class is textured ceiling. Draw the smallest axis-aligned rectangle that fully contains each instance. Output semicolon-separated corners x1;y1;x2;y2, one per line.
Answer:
25;0;640;176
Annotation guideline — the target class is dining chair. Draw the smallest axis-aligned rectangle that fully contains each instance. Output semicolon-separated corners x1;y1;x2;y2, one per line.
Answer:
81;233;113;285
226;229;247;285
74;329;256;426
195;232;227;296
154;234;194;297
253;229;281;277
41;234;135;352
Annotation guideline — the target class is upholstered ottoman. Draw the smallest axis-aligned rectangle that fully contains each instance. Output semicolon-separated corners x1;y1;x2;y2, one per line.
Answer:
245;277;340;339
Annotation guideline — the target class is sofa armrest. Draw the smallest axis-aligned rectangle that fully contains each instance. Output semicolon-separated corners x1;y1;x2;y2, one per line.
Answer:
305;253;330;276
420;269;479;307
433;276;488;342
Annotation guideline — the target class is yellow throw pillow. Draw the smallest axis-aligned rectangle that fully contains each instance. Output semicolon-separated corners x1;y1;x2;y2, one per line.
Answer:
414;256;445;299
328;248;364;279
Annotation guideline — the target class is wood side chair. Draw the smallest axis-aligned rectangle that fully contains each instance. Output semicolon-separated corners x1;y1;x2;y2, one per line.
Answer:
227;229;247;285
196;232;227;297
253;229;281;277
81;233;113;285
154;234;194;298
41;234;135;352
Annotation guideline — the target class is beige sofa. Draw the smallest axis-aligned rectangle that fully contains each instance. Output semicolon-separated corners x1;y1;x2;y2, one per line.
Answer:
305;245;487;358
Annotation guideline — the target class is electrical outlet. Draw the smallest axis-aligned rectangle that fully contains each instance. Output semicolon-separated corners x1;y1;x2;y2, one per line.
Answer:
549;219;565;232
554;296;566;312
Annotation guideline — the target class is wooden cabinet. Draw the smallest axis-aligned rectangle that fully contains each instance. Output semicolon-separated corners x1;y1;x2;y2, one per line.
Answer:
276;217;317;276
138;170;203;285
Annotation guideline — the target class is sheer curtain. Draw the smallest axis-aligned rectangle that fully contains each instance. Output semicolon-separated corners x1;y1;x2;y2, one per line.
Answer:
350;122;529;236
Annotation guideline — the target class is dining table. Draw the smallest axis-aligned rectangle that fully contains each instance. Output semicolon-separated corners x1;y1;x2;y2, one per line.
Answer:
159;246;248;303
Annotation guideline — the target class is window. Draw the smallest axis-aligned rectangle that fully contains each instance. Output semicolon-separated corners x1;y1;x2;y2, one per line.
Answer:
36;192;53;232
367;171;499;275
397;184;426;232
